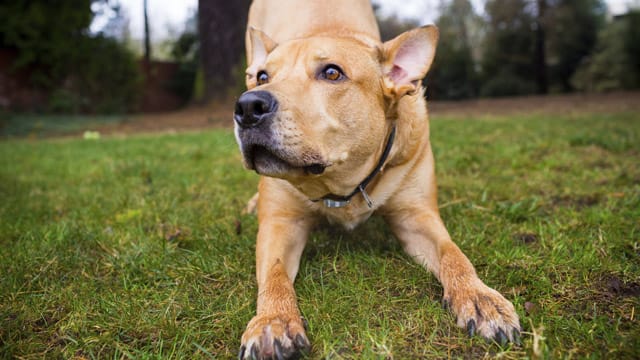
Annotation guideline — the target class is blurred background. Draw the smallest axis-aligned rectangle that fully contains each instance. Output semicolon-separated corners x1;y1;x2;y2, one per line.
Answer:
0;0;639;136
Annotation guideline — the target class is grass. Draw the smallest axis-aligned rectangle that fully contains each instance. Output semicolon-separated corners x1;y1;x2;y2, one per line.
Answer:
1;111;639;359
0;113;126;138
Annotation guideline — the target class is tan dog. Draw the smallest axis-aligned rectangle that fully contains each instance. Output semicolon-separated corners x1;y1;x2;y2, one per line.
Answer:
233;0;520;358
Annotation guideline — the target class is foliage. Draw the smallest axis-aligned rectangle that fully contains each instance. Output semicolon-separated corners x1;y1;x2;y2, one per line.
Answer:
168;12;199;102
39;34;141;113
170;62;199;103
624;11;640;86
73;35;141;113
375;14;418;42
571;11;640;92
427;0;482;100
0;0;94;84
1;111;639;358
480;70;537;97
545;0;606;92
428;42;478;100
481;0;537;97
0;0;140;113
481;0;605;96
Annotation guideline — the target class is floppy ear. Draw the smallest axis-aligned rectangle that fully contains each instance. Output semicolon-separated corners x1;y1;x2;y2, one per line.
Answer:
246;27;277;85
382;25;438;98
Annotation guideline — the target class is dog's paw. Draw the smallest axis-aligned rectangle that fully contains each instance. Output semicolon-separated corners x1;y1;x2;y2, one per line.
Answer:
239;314;310;360
443;280;521;346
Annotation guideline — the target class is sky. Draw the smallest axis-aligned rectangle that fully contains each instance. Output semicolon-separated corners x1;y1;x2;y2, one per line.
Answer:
101;0;636;41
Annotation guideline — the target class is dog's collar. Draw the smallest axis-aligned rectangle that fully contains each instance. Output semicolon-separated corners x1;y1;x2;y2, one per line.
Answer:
312;125;396;209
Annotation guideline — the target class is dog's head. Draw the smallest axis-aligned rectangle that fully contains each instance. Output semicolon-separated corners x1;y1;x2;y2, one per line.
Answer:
234;26;438;199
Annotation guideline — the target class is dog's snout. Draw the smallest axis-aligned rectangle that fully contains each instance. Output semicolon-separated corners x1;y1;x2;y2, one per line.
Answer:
234;91;278;128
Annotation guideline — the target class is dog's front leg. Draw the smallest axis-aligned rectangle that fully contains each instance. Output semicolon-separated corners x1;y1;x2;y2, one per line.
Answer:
385;197;521;345
240;186;313;359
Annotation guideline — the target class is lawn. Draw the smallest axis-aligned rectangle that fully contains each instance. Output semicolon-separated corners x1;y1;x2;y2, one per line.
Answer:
0;113;127;139
1;111;639;359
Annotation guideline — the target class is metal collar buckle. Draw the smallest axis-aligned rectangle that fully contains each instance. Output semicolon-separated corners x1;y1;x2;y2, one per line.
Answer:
322;185;375;208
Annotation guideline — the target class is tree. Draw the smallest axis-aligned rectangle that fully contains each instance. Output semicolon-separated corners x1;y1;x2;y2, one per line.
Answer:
427;0;483;100
143;0;151;62
197;0;250;102
481;0;537;97
545;0;605;92
376;14;418;42
0;0;140;112
481;0;605;96
624;10;640;87
571;11;640;91
0;0;96;86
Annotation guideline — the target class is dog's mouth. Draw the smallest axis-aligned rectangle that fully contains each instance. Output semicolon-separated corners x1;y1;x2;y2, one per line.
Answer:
244;144;327;177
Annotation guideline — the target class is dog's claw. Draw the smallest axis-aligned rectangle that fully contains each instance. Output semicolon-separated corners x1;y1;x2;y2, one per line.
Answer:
442;298;450;311
250;344;259;359
301;316;309;331
274;339;285;360
294;333;310;352
495;329;508;346
512;328;522;346
466;319;476;337
238;345;246;360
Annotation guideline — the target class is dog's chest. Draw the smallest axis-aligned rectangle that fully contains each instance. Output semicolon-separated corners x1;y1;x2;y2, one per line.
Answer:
318;202;375;230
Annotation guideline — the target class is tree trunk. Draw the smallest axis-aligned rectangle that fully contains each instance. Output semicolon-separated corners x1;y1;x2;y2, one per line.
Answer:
143;0;151;63
198;0;250;102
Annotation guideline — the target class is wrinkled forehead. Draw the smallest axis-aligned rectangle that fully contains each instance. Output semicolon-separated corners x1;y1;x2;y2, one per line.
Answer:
266;36;382;71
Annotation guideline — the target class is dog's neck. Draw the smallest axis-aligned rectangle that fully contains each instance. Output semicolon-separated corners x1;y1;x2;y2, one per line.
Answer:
311;124;396;209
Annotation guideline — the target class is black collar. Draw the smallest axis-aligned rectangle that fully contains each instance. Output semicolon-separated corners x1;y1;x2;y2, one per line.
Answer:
313;125;396;208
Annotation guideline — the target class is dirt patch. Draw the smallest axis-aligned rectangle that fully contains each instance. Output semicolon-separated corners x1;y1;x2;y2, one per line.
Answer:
428;91;640;118
513;232;538;244
549;194;601;210
98;100;234;136
560;274;639;330
603;275;640;298
94;91;640;136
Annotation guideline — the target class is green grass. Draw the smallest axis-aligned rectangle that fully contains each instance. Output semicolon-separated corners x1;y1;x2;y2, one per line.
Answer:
1;111;639;359
0;113;126;138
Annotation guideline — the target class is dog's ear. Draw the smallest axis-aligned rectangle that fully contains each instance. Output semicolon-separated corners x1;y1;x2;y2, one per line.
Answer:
246;27;277;86
382;25;438;98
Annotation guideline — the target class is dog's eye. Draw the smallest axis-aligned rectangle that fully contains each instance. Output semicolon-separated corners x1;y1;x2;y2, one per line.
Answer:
320;65;345;82
257;71;269;85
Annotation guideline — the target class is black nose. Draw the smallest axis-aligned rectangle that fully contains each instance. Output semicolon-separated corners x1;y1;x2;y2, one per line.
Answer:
234;91;278;128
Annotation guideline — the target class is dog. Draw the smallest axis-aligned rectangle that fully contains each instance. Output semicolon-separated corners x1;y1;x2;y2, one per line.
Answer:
233;0;521;358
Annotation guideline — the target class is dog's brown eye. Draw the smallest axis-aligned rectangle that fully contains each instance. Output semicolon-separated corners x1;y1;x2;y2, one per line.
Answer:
257;71;269;85
321;65;344;81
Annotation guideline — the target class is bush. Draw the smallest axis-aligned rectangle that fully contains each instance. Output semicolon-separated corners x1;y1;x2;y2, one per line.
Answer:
571;11;640;92
427;43;478;100
169;62;197;102
72;35;141;113
480;72;536;97
0;0;141;114
168;31;199;101
42;35;142;114
47;89;87;113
